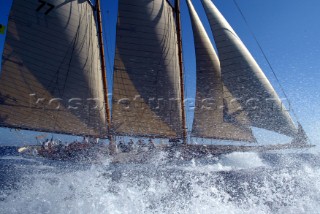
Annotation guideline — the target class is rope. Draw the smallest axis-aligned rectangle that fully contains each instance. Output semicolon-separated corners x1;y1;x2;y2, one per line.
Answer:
232;0;300;123
101;7;114;85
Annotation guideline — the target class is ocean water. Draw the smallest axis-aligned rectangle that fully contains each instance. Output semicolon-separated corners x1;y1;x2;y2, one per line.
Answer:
1;147;320;214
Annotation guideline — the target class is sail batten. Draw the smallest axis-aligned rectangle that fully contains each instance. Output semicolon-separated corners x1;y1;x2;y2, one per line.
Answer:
187;0;255;142
201;0;297;137
0;0;107;137
111;0;183;138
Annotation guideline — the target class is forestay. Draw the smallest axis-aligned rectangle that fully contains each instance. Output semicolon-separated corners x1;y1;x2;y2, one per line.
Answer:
187;0;255;142
112;0;183;138
0;0;107;137
201;0;297;137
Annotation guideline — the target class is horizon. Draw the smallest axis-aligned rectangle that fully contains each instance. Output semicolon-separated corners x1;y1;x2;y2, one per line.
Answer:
0;0;319;146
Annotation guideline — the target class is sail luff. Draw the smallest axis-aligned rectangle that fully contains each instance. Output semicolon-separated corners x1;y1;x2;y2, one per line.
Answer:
111;0;183;138
0;0;107;137
201;0;297;137
187;0;255;142
175;0;187;143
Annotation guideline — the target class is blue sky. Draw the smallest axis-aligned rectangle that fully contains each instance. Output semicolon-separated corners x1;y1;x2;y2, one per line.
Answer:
1;0;320;145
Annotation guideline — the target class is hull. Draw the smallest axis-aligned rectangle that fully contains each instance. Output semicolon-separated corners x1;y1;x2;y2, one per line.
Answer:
17;143;315;163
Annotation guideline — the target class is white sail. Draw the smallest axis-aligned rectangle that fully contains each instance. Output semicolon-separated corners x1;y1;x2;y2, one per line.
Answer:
201;0;297;137
0;0;107;137
187;0;255;142
111;0;183;138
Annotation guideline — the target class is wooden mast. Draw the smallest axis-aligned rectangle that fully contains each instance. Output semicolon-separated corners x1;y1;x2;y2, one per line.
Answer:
175;0;187;144
96;0;111;138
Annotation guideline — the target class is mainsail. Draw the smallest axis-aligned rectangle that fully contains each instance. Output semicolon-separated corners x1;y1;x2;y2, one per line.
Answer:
111;0;183;138
0;0;107;137
187;0;255;142
201;0;297;137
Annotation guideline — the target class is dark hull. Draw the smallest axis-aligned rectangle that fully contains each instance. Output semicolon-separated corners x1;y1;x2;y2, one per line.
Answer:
17;143;315;163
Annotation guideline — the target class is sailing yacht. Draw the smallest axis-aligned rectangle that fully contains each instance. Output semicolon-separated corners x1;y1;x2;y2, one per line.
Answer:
0;0;313;161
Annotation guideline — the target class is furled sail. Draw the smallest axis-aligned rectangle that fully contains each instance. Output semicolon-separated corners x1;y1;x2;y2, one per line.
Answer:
0;0;107;137
201;0;297;137
112;0;183;138
187;0;255;142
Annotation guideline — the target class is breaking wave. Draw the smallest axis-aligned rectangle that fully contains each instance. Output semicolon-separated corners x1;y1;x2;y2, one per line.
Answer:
1;149;320;214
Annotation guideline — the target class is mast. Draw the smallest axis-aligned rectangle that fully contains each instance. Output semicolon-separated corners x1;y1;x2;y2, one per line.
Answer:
175;0;187;144
96;0;111;137
111;0;183;139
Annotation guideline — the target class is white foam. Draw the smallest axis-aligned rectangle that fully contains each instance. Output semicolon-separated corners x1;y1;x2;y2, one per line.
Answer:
1;152;320;214
220;152;266;169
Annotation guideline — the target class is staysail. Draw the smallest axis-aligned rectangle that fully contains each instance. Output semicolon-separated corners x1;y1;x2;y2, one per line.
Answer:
187;0;255;142
111;0;183;138
201;0;297;137
0;0;107;137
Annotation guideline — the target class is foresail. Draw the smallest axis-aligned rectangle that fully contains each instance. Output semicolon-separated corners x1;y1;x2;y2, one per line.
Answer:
187;0;255;142
0;0;107;137
111;0;183;138
201;0;297;137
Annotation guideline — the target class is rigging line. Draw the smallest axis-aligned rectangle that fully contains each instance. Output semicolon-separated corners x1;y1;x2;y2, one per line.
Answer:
232;0;300;122
31;3;83;130
101;9;114;81
46;12;82;97
55;4;92;131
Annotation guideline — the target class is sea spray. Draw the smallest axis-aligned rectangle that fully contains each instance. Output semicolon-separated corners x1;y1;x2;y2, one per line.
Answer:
1;151;320;214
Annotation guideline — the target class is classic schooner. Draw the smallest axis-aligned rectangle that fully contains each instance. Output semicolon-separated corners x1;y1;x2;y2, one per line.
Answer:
0;0;313;160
